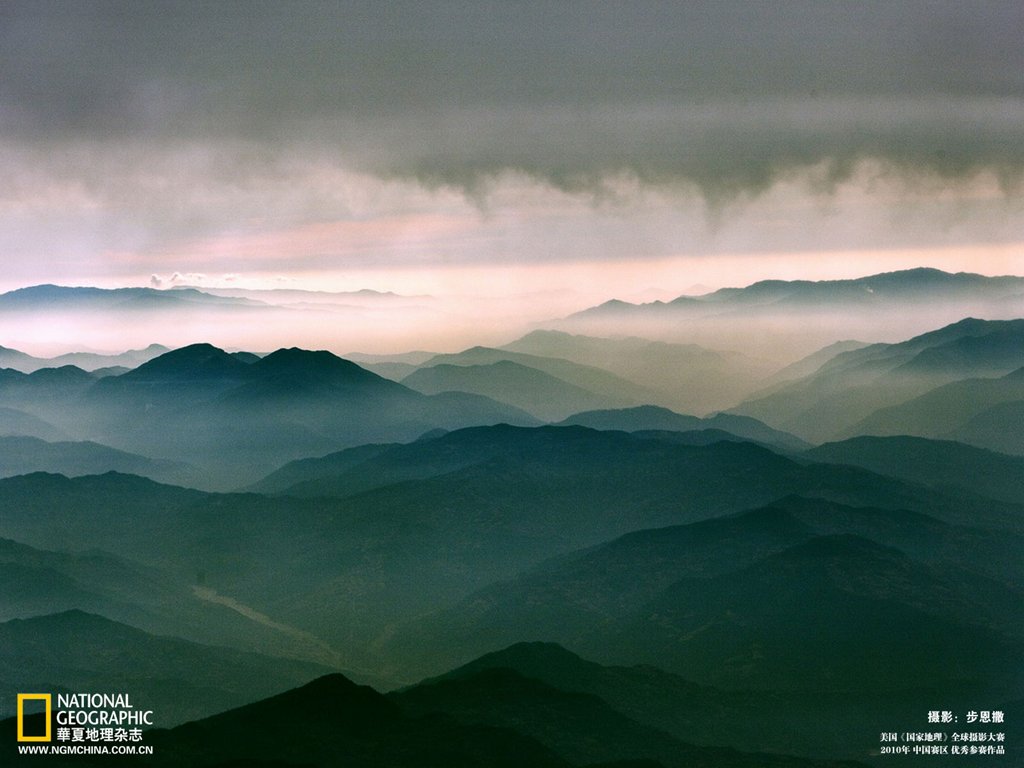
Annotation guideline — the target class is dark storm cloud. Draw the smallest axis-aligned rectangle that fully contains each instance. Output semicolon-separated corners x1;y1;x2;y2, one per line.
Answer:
2;0;1023;197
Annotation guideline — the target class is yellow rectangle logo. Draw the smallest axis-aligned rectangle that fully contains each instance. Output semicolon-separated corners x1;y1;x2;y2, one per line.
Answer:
17;693;51;742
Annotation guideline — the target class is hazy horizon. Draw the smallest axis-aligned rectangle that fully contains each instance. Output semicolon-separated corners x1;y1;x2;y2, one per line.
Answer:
2;265;1023;367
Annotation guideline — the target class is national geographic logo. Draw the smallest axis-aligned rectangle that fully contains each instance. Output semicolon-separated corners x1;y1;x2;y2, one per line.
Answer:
16;694;51;742
15;692;153;742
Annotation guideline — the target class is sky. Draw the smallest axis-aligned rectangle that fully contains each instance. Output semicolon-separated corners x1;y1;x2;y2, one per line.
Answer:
1;1;1023;321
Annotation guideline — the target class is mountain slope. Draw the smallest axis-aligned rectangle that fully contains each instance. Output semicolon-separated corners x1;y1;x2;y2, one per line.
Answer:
501;330;771;415
556;406;809;451
427;643;778;753
3;428;1023;680
0;536;346;667
559;270;1024;364
416;345;656;404
573;269;1024;318
0;285;262;312
392;668;858;768
0;407;68;441
844;366;1024;451
385;495;1024;678
804;435;1024;504
403;360;627;421
0;611;333;726
0;345;45;371
0;435;199;486
69;344;537;487
732;318;1024;441
0;344;171;374
609;535;1022;693
138;673;568;768
954;397;1024;455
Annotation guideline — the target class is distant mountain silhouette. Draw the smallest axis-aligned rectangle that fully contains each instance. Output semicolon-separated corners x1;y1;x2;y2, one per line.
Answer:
403;360;629;421
0;345;44;371
414;345;657;405
0;343;171;374
0;367;99;446
0;284;263;311
733;318;1024;442
0;406;68;441
557;270;1024;363
0;435;199;485
761;340;870;385
843;367;1024;454
501;330;771;415
556;406;809;451
186;286;422;303
572;269;1024;318
48;344;172;371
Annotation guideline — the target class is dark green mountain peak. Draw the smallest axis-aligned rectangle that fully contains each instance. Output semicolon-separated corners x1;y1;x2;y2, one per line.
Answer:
25;365;95;385
896;316;1023;351
187;672;398;731
254;347;376;380
3;607;102;629
0;469;201;499
274;672;377;707
124;343;252;382
559;405;700;430
450;642;588;678
231;347;400;401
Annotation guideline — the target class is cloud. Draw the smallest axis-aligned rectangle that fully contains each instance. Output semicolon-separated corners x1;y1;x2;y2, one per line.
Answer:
1;2;1021;289
1;1;1021;200
149;272;208;289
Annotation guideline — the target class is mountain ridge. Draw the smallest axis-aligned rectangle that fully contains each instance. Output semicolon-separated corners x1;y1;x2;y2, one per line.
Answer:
573;269;1024;316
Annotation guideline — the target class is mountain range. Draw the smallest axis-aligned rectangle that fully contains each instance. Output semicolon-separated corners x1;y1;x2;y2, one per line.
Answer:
555;406;809;451
731;317;1024;446
560;268;1024;359
3;423;1022;686
572;268;1024;318
3;272;1024;767
4;646;876;767
0;285;262;312
500;330;774;414
402;359;632;421
385;494;1024;678
0;611;334;726
0;435;199;486
0;344;170;374
0;344;538;488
